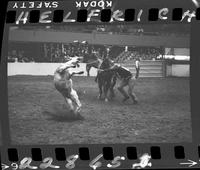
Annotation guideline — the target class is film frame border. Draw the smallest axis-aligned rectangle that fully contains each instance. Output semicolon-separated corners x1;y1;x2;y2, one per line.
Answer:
0;0;200;169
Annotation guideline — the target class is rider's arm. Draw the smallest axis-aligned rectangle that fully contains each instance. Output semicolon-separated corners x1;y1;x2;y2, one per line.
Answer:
101;67;116;72
102;64;117;71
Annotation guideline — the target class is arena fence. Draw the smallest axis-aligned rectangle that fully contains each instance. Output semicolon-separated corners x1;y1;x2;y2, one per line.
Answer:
122;60;164;77
7;61;189;77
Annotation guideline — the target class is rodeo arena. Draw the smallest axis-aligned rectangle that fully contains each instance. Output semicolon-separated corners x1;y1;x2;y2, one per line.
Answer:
7;24;192;144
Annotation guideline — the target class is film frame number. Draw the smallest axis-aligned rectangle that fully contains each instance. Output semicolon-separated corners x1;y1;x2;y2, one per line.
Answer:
2;153;153;170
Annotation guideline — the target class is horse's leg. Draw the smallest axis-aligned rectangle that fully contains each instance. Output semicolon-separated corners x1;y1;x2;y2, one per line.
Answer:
86;65;90;77
98;81;103;100
104;82;109;102
54;80;75;112
70;89;82;114
64;97;74;113
109;87;115;99
110;76;117;99
95;70;99;83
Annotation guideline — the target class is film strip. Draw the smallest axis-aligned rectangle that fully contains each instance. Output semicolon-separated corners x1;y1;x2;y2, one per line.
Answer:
4;5;200;24
5;7;200;24
1;0;200;169
1;145;200;169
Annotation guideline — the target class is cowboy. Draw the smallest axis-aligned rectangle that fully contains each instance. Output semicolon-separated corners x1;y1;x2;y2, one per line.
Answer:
108;64;138;104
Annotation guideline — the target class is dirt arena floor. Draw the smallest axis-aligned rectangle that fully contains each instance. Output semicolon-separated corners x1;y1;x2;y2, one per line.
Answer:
8;76;192;144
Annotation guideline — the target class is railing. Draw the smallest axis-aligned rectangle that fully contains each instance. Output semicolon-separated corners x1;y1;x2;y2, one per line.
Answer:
7;61;189;77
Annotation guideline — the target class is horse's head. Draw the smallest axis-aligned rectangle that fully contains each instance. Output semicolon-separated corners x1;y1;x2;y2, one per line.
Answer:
68;56;83;68
100;58;114;70
112;63;121;69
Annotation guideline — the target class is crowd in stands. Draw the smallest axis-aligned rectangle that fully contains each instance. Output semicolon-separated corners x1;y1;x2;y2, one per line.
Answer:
131;47;162;60
8;41;107;63
21;24;189;37
8;41;162;63
116;47;162;62
8;50;34;63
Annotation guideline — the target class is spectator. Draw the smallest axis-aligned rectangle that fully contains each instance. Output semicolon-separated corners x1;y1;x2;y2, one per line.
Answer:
135;57;140;79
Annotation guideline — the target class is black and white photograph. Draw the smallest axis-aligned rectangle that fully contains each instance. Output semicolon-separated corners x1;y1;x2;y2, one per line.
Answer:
7;24;192;144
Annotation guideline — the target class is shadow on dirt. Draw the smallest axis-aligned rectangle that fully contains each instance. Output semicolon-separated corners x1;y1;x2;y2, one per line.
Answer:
43;104;84;122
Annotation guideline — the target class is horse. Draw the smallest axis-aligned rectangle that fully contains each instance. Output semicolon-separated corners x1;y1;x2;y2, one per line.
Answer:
54;56;84;114
96;57;117;102
97;69;117;102
86;58;102;77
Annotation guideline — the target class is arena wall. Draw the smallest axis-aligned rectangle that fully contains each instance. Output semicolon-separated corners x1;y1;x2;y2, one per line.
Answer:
171;65;190;77
166;64;190;77
7;63;97;76
8;63;189;77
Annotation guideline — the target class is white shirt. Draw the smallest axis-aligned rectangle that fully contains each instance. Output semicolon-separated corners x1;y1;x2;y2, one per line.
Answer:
135;60;140;69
